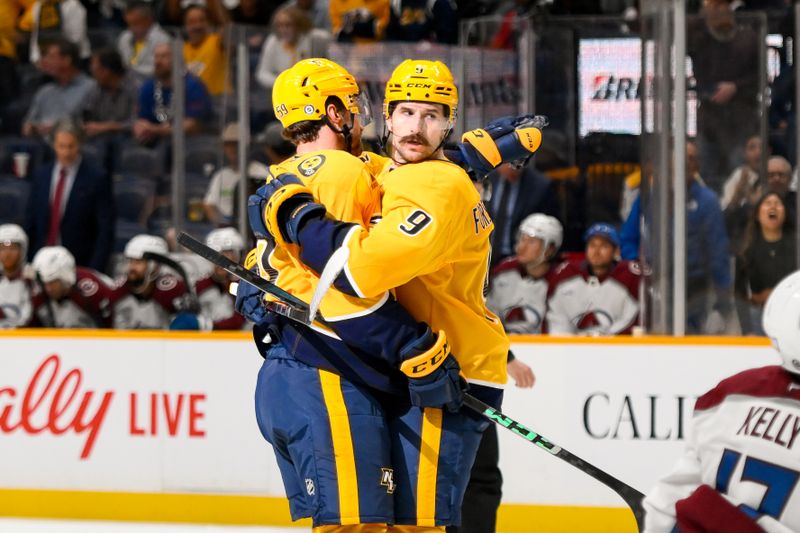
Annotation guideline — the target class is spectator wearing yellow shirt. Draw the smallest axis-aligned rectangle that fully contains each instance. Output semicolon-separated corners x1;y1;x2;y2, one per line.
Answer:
330;0;389;43
165;0;229;97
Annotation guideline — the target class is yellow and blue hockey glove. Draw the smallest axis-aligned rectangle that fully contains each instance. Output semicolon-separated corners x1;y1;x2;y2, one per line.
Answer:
247;173;326;246
455;114;547;178
400;328;467;413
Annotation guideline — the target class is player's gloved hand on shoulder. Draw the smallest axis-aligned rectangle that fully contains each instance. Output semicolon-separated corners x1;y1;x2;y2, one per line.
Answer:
456;114;547;178
400;327;467;413
247;173;326;245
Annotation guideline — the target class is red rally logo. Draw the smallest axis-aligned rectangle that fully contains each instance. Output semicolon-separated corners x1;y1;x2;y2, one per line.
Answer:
0;354;113;459
0;354;208;460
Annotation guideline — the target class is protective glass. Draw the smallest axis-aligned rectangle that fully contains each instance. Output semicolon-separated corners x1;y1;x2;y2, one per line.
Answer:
355;90;373;127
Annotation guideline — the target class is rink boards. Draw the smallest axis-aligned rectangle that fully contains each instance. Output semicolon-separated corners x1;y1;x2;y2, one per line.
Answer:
0;331;774;532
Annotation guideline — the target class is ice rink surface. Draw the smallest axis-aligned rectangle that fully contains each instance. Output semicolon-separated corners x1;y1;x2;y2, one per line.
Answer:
0;519;299;533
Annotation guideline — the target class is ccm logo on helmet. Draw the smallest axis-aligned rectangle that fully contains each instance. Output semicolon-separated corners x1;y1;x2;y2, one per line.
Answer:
406;83;432;88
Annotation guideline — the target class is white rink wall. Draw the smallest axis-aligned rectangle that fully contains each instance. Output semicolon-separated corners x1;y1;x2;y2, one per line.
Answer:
0;331;776;528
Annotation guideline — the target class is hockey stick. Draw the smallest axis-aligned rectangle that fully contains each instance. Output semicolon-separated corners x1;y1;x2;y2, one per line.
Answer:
461;394;645;530
178;231;645;530
177;232;330;327
35;272;57;328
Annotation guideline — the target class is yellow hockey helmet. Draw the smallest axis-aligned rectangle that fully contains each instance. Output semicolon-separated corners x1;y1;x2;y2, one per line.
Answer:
272;58;366;128
383;59;458;124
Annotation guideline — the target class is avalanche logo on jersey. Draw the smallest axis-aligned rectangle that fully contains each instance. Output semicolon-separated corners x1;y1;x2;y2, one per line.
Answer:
298;155;326;177
78;278;99;297
503;305;542;332
575;309;614;334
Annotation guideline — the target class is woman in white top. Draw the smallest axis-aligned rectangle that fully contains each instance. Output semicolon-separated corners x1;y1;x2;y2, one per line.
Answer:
255;5;331;92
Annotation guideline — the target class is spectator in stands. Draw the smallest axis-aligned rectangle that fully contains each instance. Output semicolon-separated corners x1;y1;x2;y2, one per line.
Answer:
111;234;192;330
22;39;94;139
720;134;762;211
488;0;537;49
0;1;23;107
385;0;458;44
764;156;796;223
683;139;733;334
30;245;114;328
195;227;246;330
286;0;331;31
82;47;137;168
547;223;640;335
24;0;91;65
330;0;390;42
255;5;331;92
735;192;796;335
202;122;265;225
487;160;560;266
118;1;171;80
721;134;764;251
0;224;32;328
688;0;759;192
25;118;114;273
227;0;277;25
167;0;229;96
256;120;296;165
487;213;563;334
133;42;212;146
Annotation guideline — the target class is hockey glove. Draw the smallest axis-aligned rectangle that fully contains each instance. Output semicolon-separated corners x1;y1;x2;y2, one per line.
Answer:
168;312;212;330
675;484;765;533
248;173;326;245
456;114;547;178
400;328;467;413
234;276;271;324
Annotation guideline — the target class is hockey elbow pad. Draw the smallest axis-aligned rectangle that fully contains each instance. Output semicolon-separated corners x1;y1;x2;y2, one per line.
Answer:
249;173;326;245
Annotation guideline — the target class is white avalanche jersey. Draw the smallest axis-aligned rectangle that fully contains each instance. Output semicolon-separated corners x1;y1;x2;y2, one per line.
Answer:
111;274;188;330
31;268;114;328
486;258;552;334
546;259;640;335
195;275;246;330
644;366;800;533
0;272;32;328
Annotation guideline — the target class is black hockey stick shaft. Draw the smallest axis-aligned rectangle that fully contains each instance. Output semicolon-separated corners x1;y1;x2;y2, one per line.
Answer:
462;394;645;531
179;231;644;529
177;232;329;327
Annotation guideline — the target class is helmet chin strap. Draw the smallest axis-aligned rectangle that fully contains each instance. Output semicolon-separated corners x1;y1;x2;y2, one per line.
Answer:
323;115;355;155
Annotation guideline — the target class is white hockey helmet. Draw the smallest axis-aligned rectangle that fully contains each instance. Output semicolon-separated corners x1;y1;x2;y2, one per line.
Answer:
205;227;245;255
0;223;28;259
763;270;800;375
124;234;169;260
518;214;563;251
32;246;76;286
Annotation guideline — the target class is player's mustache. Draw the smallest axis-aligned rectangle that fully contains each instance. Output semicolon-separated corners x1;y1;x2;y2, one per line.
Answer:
399;134;429;146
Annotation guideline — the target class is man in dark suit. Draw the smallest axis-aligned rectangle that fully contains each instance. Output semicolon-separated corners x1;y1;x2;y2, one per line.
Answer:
487;160;560;266
25;118;114;273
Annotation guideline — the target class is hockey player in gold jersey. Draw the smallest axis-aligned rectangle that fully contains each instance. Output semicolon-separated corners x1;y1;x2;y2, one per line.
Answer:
249;59;542;530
